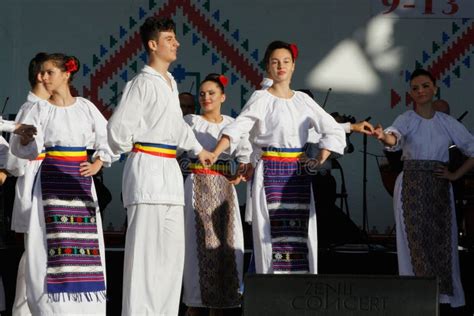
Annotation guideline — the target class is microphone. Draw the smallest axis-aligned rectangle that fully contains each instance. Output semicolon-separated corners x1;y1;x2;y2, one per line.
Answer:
457;111;468;122
1;96;10;115
364;116;372;122
322;88;332;108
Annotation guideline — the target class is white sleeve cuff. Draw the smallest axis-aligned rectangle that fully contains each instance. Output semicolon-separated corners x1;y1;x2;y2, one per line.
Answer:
0;120;16;133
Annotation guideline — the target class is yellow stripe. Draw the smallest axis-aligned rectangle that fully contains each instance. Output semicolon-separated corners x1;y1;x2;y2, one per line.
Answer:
134;145;176;155
189;163;230;172
47;151;87;157
262;151;303;158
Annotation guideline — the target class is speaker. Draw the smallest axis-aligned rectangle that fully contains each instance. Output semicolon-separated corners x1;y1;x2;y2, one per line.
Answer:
243;274;438;316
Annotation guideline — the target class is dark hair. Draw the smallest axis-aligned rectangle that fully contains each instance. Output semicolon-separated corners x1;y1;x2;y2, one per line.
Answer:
200;73;227;93
44;53;81;82
262;40;295;68
179;92;195;98
28;52;48;88
410;69;436;85
140;17;176;53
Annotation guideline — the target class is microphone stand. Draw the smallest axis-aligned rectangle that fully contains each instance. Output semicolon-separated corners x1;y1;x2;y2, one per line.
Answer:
457;111;468;122
322;88;332;109
362;116;371;237
1;97;10;115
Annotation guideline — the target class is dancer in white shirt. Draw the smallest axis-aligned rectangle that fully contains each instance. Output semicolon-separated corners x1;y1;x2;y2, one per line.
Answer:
211;41;346;274
9;52;51;316
11;53;117;315
107;17;213;316
372;69;474;308
182;74;251;315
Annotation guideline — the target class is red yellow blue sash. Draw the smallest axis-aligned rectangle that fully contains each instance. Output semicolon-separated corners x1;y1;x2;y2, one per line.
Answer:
188;159;233;176
34;150;46;161
261;147;304;161
132;142;177;158
45;146;87;162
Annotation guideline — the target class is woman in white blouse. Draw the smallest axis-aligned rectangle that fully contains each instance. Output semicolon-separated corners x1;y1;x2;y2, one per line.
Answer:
11;53;118;315
182;73;251;315
372;68;474;308
210;41;346;275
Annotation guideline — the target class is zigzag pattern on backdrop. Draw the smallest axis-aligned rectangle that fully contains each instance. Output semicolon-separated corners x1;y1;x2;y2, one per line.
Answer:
390;19;473;108
78;0;263;118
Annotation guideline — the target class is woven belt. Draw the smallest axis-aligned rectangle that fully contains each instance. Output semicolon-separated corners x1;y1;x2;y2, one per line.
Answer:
132;142;177;158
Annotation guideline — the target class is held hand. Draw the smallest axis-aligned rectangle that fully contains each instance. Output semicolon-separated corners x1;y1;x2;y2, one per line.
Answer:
305;158;320;174
239;163;254;182
16;124;37;145
351;121;374;135
20;134;34;146
0;170;8;185
227;174;243;185
197;149;215;167
371;124;385;140
80;159;103;177
433;165;458;181
14;124;37;137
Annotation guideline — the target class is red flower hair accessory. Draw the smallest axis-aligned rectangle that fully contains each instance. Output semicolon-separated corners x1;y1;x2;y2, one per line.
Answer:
218;75;229;87
289;43;299;60
65;59;78;73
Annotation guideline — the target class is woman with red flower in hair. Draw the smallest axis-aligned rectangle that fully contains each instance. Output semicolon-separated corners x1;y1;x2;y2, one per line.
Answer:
210;41;346;275
181;73;252;315
10;53;118;315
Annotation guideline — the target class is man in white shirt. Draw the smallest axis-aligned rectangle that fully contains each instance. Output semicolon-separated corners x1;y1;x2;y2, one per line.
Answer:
107;17;213;316
9;52;50;316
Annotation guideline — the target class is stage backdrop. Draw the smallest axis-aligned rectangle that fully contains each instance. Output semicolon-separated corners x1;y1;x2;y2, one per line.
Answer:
1;0;473;234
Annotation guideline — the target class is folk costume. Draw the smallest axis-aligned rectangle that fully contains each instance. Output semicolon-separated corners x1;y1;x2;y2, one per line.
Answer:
221;90;345;274
385;110;474;307
11;97;116;315
107;65;204;316
182;114;251;308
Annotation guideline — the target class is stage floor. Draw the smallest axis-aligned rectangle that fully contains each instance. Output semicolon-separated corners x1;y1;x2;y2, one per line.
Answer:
1;243;472;316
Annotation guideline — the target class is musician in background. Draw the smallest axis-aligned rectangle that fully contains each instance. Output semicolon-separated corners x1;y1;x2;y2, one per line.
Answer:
432;99;450;115
179;92;196;116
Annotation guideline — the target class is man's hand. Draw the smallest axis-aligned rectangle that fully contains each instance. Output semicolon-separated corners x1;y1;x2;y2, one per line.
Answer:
14;124;37;137
15;124;37;145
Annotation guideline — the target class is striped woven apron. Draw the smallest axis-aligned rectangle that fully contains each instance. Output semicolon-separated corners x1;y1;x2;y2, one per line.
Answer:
41;146;106;301
262;147;311;273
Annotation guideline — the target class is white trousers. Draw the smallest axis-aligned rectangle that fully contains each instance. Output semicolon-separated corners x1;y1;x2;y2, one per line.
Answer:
122;204;185;316
12;249;32;316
